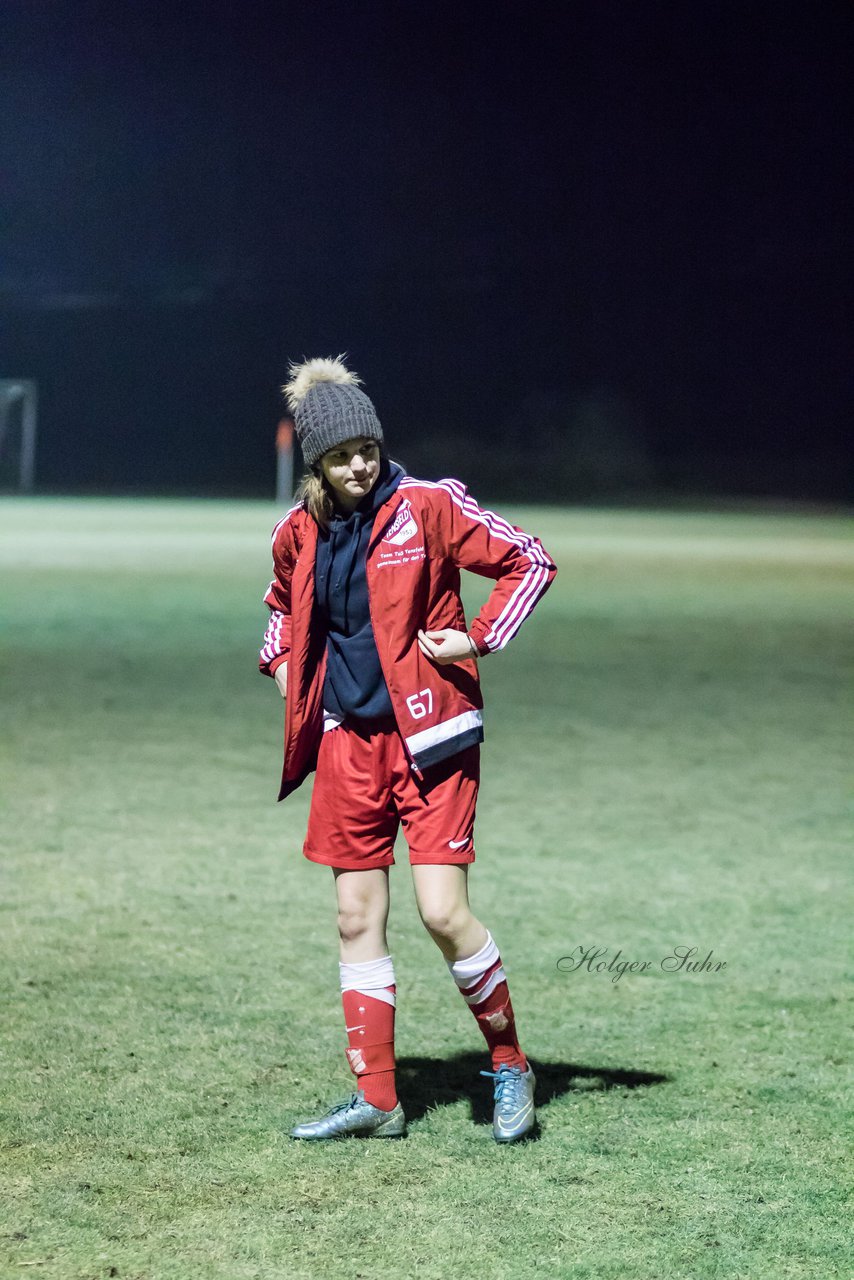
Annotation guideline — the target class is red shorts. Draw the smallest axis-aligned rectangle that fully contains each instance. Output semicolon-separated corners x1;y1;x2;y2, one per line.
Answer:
303;716;479;870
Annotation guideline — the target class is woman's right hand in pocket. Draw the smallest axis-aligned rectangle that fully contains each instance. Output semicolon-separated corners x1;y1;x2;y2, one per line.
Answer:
274;663;288;699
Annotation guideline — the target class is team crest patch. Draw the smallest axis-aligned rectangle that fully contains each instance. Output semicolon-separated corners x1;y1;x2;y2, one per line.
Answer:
383;499;418;546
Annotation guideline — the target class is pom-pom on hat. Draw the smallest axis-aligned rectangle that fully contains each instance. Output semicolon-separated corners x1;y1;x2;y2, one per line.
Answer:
282;355;383;467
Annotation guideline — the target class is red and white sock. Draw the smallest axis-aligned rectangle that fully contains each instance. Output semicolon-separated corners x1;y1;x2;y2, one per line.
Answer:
339;955;397;1112
447;931;527;1071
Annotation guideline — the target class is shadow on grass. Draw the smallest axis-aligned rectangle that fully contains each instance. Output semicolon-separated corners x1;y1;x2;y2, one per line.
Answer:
396;1053;670;1129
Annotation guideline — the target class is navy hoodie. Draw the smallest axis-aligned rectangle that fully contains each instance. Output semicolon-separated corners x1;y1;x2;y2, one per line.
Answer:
314;458;404;721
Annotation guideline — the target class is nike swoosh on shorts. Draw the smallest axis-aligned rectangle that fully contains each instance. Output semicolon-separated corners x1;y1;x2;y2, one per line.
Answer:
448;838;470;849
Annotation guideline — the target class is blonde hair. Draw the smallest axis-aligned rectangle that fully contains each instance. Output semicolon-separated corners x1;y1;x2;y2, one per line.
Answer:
295;468;336;529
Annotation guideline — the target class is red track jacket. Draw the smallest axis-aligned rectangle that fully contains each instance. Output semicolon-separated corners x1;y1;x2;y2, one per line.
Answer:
259;475;557;800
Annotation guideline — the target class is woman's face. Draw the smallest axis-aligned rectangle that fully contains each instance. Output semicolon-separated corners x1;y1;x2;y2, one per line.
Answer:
319;437;381;509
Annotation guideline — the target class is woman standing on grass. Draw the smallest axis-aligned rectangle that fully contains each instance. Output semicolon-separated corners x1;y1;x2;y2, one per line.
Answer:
259;356;556;1142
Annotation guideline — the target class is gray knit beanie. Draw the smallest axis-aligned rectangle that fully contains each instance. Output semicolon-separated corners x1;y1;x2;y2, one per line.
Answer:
282;355;383;467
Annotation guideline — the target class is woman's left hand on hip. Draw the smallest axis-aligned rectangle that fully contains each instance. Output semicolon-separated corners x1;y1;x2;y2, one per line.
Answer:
417;628;477;666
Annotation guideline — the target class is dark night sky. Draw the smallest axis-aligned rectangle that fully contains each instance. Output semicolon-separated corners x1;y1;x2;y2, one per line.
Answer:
1;0;851;499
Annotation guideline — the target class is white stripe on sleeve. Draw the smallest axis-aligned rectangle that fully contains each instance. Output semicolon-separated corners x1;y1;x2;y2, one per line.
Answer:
399;477;552;651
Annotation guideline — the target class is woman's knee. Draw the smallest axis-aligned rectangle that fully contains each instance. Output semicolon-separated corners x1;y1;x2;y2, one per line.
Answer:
418;901;472;943
336;902;382;944
333;869;389;944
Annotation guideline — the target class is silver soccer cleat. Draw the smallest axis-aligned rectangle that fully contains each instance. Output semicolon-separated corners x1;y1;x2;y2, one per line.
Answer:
480;1062;537;1143
289;1088;407;1140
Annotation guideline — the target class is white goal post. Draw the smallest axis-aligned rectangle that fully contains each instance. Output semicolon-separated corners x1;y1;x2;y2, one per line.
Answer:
0;380;38;492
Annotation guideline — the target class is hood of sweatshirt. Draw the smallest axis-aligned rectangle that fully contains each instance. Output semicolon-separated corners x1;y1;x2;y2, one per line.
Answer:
314;457;405;719
321;457;404;625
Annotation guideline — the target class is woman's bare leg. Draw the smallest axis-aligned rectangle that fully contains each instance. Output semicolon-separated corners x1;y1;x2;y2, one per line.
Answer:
410;864;487;961
411;863;527;1073
332;866;391;961
330;866;398;1111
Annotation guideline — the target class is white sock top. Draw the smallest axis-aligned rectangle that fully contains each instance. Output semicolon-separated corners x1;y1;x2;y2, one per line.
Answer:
339;954;396;992
447;930;499;981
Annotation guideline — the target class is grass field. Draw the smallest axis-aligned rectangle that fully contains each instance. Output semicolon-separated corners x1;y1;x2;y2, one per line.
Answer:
1;496;852;1280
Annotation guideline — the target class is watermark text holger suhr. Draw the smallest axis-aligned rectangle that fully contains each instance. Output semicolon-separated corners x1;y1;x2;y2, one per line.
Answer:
557;945;727;983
